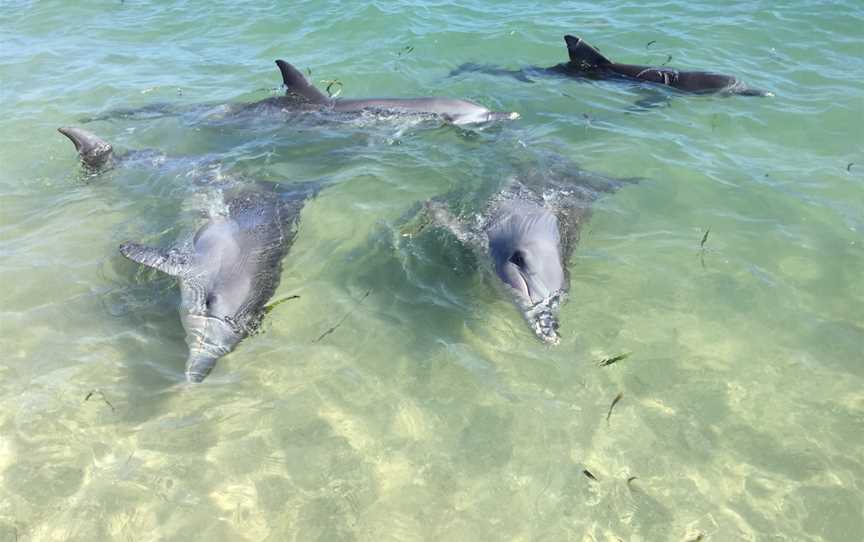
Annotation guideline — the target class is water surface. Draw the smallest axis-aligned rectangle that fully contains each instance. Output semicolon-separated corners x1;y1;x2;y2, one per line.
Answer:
1;1;863;540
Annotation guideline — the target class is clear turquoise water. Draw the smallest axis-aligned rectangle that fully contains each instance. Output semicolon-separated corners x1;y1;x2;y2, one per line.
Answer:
1;1;863;540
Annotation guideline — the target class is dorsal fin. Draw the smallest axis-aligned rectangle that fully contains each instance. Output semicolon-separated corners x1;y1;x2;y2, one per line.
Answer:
564;35;612;68
58;126;113;168
274;60;329;104
119;242;191;277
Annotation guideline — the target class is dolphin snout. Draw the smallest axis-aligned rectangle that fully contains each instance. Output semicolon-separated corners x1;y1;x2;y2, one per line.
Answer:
185;352;220;383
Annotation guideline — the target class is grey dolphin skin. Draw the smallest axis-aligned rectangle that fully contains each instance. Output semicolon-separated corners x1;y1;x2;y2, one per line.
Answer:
452;34;771;97
60;127;316;382
417;164;629;344
272;59;520;125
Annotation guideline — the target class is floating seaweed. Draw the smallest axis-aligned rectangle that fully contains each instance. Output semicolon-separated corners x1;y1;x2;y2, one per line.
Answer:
84;389;115;413
263;295;300;315
314;289;372;343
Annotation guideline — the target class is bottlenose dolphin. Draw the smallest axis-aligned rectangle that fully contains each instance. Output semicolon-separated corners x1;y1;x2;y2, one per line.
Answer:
408;159;633;344
83;60;519;126
268;60;519;125
451;34;771;97
59;127;318;382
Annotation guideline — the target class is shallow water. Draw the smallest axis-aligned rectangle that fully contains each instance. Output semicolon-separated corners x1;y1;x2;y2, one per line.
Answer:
1;1;863;540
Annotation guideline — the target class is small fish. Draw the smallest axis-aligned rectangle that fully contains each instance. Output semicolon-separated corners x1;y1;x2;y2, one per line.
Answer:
598;352;631;367
700;227;711;248
662;54;672;66
626;476;638;485
397;45;415;56
606;392;623;424
848;162;854;172
583;469;598;482
646;40;657;48
685;533;705;542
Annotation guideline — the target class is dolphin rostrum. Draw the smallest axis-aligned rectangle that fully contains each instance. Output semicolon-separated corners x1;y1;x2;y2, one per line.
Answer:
59;126;318;382
452;34;771;97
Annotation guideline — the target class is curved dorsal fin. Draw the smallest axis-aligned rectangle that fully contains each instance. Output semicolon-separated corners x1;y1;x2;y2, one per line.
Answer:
274;60;329;104
58;126;113;168
564;35;612;68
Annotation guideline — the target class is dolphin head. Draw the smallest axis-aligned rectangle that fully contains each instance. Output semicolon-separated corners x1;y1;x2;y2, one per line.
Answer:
488;202;567;344
179;297;245;383
176;223;252;382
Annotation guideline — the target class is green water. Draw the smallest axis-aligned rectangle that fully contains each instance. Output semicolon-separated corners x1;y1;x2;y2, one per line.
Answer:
2;1;863;540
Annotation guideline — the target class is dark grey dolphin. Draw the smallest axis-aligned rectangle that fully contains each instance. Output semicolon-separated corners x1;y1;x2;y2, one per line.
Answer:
413;162;631;344
59;127;317;382
452;34;772;97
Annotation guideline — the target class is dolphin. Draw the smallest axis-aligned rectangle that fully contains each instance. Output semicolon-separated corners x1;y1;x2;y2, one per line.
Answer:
59;127;318;382
410;160;632;344
273;60;519;124
83;60;520;126
451;34;771;97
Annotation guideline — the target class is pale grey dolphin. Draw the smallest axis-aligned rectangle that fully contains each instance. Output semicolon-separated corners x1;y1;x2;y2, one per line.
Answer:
451;34;772;98
83;60;519;126
266;59;519;125
411;160;633;344
60;127;318;382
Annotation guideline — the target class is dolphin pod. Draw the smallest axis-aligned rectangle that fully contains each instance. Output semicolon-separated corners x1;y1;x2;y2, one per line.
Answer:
60;127;318;382
452;33;772;97
60;33;769;380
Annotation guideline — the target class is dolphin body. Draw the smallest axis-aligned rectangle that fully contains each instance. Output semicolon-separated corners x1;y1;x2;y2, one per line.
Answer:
412;160;632;344
452;34;772;97
84;60;519;126
59;127;317;382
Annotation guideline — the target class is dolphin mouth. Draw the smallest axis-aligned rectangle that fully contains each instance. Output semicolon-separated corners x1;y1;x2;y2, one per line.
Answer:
521;291;565;345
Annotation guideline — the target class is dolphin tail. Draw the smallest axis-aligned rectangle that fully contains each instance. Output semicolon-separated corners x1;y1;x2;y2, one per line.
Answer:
58;126;114;168
274;60;330;104
564;35;612;69
119;242;191;277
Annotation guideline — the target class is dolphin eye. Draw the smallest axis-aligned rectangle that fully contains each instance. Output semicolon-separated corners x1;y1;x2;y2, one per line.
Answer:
205;294;218;309
509;251;526;268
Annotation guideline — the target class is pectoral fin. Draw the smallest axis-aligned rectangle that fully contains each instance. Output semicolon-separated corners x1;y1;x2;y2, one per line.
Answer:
119;242;191;277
